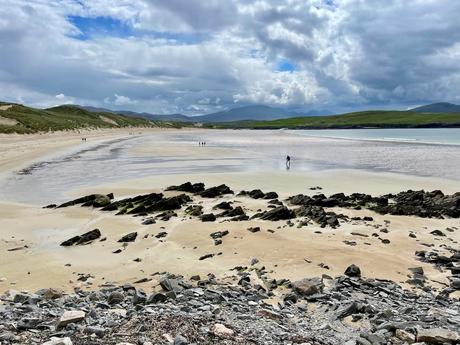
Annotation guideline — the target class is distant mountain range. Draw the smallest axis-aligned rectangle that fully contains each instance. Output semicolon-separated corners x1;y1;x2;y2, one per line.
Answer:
79;105;324;123
411;102;460;113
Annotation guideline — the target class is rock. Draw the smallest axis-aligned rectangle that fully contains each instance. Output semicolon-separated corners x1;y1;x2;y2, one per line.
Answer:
417;328;459;344
42;337;73;345
107;291;124;305
36;288;64;300
166;182;205;193
335;302;360;319
213;201;233;210
430;229;445;237
248;189;265;199
60;229;101;246
263;192;279;199
57;310;85;329
250;258;259;265
344;264;361;277
184;205;203;216
199;184;233;198
13;292;30;304
57;194;113;208
118;232;137;243
256;309;283;320
173;335;189;345
84;326;105;337
199;253;214;260
217;206;246;218
155;231;168;238
212;323;235;337
210;230;229;239
146;293;168;304
292;277;323;296
257;206;295;221
142;217;156;225
396;329;416;343
159;278;182;293
200;213;216;222
247;226;260;233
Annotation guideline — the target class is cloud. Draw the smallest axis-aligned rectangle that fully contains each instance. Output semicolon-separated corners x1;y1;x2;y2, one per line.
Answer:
1;0;460;115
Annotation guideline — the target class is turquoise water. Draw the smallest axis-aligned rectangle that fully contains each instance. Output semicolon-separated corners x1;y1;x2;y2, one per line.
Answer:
292;128;460;145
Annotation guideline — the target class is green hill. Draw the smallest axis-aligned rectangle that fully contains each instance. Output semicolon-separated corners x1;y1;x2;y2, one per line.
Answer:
211;110;460;129
0;103;159;134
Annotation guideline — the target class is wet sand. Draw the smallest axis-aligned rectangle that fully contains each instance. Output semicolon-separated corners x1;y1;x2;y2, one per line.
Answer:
0;129;459;294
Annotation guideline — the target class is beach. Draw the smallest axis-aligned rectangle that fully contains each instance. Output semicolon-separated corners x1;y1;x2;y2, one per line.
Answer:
0;128;459;295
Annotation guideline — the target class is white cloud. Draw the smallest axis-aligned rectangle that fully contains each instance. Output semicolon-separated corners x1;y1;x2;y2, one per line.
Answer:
1;0;460;114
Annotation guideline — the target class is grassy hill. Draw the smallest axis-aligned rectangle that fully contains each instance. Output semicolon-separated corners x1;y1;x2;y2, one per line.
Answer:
0;103;160;134
210;110;460;129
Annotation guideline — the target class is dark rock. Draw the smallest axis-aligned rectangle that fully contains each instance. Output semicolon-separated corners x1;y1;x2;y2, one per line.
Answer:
263;192;279;200
166;182;205;193
200;213;216;222
256;206;295;221
118;232;137;243
199;184;233;198
213;201;233;210
344;264;361;277
60;229;101;246
146;292;168;304
199;254;214;260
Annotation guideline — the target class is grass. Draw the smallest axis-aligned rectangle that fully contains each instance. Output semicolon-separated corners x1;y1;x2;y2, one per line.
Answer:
0;104;162;134
208;110;460;129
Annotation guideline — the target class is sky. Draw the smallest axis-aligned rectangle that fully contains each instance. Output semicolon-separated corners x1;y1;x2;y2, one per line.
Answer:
1;0;460;115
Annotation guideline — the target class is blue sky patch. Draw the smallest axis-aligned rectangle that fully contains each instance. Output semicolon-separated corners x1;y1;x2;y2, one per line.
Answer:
68;16;133;40
277;59;296;72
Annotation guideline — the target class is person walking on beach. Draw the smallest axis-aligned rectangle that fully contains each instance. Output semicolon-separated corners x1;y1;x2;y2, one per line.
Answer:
286;155;291;169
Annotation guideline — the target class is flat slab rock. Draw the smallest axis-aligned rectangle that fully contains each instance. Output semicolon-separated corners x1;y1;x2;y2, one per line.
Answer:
57;310;85;329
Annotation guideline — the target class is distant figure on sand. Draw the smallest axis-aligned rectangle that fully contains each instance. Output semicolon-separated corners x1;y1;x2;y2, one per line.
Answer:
286;155;291;169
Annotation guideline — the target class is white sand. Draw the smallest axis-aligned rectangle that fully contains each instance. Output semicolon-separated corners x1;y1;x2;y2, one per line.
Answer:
0;129;458;294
